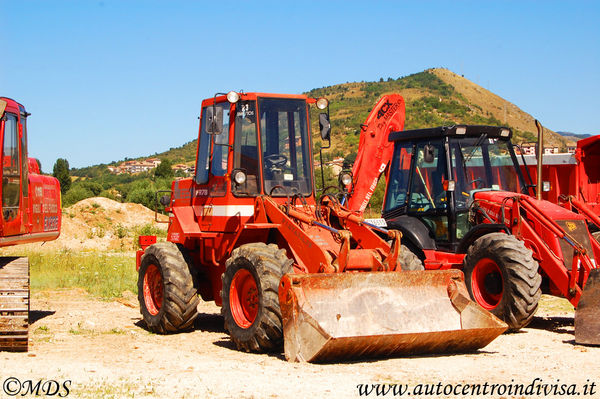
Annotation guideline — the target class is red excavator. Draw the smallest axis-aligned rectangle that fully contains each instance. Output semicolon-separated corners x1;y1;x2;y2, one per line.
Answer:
346;95;599;345
0;97;62;351
135;91;506;363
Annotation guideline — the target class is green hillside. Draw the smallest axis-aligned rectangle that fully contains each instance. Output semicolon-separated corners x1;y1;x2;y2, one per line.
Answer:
66;68;570;211
307;69;568;163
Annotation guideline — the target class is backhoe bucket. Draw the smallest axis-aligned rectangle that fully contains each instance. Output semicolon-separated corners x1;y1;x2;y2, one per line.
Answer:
278;269;507;363
575;269;600;345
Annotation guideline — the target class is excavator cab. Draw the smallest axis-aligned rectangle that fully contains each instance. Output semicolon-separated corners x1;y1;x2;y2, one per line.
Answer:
0;97;61;351
0;98;29;236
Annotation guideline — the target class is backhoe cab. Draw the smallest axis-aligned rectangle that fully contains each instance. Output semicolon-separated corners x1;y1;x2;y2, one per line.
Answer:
383;125;523;252
381;124;600;344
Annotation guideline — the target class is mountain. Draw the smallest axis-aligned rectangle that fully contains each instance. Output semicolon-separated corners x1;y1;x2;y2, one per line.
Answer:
556;131;592;140
72;68;574;176
306;68;573;161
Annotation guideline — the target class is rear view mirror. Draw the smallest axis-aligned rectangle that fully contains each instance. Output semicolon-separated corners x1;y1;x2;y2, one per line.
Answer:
206;106;223;134
0;99;6;118
319;113;331;141
423;144;435;163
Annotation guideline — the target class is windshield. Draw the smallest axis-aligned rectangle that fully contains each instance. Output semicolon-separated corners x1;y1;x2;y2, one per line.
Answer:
258;98;312;196
450;136;523;209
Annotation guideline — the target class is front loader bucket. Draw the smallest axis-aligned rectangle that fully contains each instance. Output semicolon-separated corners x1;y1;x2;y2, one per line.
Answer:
575;269;600;345
278;269;507;363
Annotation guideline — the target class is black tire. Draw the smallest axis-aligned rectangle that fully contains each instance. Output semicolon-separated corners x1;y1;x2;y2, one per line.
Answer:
463;232;542;330
221;243;293;353
398;244;424;271
138;242;199;334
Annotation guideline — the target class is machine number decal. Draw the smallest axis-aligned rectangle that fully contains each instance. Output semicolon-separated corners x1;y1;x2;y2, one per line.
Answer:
236;103;254;118
44;216;59;231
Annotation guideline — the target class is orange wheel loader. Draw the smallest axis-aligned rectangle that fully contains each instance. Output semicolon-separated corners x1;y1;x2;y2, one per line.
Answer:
135;92;506;362
0;97;61;351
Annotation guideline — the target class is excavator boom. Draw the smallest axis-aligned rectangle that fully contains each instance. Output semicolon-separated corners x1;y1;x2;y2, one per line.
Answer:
347;94;405;213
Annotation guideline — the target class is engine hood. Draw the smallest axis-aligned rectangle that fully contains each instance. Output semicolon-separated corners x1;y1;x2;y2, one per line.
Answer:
473;190;587;221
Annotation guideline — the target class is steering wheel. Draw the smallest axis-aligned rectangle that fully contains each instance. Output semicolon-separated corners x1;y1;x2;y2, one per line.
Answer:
265;154;288;169
469;177;484;189
269;184;297;196
410;193;433;210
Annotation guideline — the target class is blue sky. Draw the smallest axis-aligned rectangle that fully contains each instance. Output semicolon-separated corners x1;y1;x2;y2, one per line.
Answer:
1;1;598;170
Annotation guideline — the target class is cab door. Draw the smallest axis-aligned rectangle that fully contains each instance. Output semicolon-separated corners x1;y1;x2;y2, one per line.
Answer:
0;112;24;236
192;101;232;232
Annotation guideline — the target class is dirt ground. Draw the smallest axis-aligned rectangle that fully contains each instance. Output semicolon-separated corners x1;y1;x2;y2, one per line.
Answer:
2;198;599;398
1;290;598;399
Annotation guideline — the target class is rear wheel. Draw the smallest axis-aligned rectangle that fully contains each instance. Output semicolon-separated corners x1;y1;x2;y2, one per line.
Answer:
463;232;541;330
221;243;293;352
138;242;199;334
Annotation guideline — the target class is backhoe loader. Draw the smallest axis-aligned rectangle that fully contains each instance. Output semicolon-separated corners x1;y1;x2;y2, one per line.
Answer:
346;113;599;345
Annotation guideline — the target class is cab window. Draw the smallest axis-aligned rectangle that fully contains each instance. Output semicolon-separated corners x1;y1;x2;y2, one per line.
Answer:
384;142;413;212
232;101;260;195
408;141;449;241
195;102;230;184
2;113;20;220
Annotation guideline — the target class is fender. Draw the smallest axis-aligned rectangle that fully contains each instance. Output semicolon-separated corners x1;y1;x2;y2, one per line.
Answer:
386;215;436;253
456;224;510;254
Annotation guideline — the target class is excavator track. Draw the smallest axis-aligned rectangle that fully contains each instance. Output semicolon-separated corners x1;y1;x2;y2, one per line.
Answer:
0;257;29;352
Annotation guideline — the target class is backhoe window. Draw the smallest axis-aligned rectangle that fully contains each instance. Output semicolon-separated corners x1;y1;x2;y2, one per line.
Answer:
408;141;449;240
384;143;413;212
259;98;311;196
409;142;447;212
233;101;260;195
450;137;522;210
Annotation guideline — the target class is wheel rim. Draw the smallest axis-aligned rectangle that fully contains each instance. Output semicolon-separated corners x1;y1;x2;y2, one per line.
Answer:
143;264;163;316
471;258;503;310
230;269;259;328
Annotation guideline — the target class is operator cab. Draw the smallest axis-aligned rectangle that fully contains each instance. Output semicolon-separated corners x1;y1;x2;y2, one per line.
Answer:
195;92;319;198
0;97;29;236
383;125;529;252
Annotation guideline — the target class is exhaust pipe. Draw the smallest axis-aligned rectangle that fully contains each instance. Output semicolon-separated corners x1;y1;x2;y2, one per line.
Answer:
535;120;543;201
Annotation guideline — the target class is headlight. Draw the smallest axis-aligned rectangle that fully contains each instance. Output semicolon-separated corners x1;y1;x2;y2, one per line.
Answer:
340;172;352;186
500;128;510;137
316;97;329;110
233;170;247;185
227;91;240;103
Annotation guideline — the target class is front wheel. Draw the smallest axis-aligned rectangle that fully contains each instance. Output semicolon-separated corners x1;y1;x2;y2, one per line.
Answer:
463;233;542;330
221;243;293;352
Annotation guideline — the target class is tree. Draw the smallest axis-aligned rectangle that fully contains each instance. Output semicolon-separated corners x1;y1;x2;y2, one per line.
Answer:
154;159;173;179
53;158;71;194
